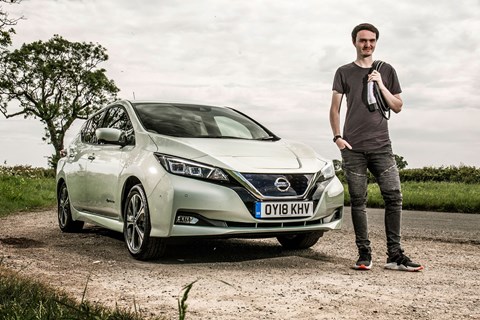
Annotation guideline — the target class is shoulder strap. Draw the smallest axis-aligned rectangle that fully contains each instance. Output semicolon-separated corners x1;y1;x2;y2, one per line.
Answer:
369;60;391;120
372;60;385;71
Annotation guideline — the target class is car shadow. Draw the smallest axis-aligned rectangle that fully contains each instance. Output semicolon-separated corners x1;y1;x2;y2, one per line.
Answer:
158;238;336;265
70;226;337;266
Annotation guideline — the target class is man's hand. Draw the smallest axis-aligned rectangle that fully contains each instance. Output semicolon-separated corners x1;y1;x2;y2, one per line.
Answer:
368;70;403;113
368;70;385;90
335;137;352;150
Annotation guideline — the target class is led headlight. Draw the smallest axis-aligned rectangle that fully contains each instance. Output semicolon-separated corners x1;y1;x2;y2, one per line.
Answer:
320;161;335;180
155;153;229;182
312;161;337;201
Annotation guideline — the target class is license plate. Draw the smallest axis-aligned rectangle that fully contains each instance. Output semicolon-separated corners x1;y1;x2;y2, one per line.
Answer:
255;201;314;218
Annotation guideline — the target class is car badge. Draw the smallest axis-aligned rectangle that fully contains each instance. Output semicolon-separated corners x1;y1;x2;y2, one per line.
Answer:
274;177;291;192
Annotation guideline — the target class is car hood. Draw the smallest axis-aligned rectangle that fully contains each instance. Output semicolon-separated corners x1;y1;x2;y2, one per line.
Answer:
149;135;326;173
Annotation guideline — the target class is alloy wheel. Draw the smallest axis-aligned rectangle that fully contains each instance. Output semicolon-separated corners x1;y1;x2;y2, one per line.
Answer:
58;184;70;228
125;192;146;254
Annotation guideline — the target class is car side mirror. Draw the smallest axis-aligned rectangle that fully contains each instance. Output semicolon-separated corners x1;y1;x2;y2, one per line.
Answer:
95;128;127;146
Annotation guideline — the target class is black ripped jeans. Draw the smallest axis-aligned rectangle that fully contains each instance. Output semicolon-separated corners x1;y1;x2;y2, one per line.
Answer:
341;144;403;256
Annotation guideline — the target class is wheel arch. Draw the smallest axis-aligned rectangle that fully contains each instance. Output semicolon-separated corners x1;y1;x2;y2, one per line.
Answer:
56;178;66;201
121;176;143;219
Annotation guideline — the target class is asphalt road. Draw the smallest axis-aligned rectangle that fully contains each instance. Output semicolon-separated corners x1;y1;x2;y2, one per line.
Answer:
345;207;480;243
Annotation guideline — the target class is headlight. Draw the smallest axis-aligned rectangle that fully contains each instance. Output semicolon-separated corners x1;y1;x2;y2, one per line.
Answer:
312;161;336;201
320;161;335;180
155;153;229;182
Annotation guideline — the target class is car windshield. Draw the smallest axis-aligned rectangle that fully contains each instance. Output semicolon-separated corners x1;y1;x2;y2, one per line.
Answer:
132;103;278;140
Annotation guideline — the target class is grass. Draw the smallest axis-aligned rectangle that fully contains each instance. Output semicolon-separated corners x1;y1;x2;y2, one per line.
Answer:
1;165;479;216
401;182;480;213
0;266;164;320
343;181;480;214
0;175;56;217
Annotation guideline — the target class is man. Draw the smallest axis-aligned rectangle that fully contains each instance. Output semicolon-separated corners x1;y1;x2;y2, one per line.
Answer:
329;23;423;271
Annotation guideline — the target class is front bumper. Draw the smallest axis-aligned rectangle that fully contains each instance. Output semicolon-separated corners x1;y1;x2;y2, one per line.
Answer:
147;173;344;238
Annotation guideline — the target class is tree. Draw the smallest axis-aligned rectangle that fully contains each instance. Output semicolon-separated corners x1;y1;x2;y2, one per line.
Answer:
0;35;119;167
394;154;408;170
332;159;342;171
0;0;22;48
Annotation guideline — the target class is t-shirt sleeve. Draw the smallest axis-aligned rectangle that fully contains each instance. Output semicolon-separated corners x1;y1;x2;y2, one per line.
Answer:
388;66;402;95
332;68;345;93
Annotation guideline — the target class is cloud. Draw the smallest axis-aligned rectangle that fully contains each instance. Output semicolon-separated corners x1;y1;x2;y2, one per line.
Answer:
2;0;480;168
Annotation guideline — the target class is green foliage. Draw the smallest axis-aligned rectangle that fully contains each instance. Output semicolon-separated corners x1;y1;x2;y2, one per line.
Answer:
332;159;342;171
178;280;198;320
0;164;55;178
0;0;22;48
335;163;480;184
0;266;162;320
334;153;408;183
0;34;119;168
0;165;56;217
400;165;480;184
394;154;408;170
335;161;480;213
343;181;480;214
401;182;480;213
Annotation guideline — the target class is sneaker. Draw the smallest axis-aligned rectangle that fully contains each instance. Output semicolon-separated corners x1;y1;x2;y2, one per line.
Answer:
354;251;372;270
384;251;424;272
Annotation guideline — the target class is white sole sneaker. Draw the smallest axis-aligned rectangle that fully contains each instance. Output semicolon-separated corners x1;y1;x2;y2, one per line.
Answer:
384;262;424;272
354;262;372;270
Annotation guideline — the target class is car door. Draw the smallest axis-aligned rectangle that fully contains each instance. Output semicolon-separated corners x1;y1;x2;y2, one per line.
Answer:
83;105;135;218
66;111;105;212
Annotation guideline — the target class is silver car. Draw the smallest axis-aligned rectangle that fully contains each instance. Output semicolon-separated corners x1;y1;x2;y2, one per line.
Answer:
56;100;344;260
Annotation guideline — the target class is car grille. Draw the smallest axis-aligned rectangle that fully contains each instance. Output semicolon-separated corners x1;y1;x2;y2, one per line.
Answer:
239;173;314;198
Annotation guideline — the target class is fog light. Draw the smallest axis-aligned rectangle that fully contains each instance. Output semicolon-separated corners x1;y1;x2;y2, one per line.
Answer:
176;215;199;225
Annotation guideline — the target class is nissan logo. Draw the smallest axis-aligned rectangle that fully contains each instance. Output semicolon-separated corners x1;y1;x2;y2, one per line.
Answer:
274;177;291;192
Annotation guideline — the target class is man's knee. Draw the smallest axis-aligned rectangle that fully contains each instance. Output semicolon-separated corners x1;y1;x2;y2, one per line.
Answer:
382;189;403;206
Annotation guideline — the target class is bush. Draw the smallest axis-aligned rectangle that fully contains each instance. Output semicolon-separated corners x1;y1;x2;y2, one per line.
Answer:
400;165;480;184
0;165;55;178
335;165;480;184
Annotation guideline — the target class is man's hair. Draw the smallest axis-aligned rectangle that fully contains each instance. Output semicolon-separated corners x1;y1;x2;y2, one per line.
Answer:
351;23;379;43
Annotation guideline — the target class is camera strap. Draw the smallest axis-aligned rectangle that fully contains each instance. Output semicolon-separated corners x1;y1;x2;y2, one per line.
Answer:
367;60;390;120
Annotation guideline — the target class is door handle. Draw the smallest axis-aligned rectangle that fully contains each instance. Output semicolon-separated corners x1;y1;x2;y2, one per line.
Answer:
68;149;76;158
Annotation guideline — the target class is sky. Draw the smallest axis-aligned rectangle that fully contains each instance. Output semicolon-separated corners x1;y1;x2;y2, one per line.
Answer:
1;0;479;169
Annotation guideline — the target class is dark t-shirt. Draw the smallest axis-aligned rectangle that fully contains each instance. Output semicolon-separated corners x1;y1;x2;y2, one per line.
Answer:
332;62;402;151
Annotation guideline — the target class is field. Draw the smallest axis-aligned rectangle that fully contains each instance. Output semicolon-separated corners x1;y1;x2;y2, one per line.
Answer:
1;164;479;217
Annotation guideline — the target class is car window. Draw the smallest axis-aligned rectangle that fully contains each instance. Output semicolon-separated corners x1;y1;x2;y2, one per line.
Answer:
81;111;105;144
103;106;135;145
104;106;132;131
132;103;275;140
215;116;252;139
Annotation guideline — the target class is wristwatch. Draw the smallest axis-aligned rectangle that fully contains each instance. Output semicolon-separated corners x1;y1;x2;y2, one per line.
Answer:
333;135;342;142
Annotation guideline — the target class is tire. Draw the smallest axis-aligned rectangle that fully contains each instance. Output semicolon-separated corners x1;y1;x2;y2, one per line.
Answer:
57;182;84;232
277;231;324;250
123;184;166;260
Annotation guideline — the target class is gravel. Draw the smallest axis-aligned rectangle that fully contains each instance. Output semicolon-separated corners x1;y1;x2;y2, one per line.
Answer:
1;208;479;320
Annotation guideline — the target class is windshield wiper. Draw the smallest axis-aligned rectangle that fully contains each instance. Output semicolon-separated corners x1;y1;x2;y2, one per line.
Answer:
256;136;279;141
197;135;250;140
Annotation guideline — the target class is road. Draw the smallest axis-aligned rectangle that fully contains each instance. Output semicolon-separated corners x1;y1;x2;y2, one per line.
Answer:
348;207;480;243
1;208;479;320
